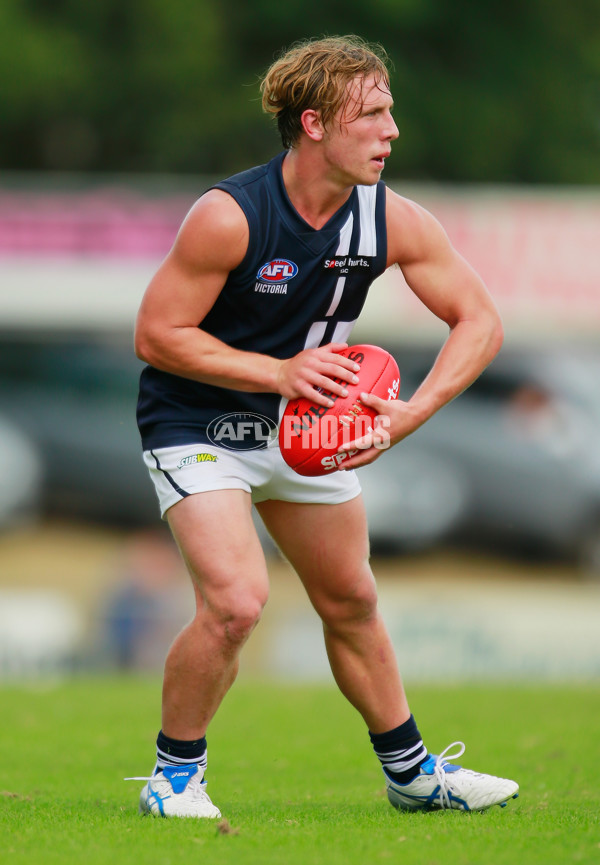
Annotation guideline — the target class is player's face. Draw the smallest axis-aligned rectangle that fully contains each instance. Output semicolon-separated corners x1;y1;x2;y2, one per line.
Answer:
322;74;399;187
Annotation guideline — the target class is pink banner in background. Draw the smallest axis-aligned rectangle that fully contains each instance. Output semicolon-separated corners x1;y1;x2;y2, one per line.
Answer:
1;184;599;330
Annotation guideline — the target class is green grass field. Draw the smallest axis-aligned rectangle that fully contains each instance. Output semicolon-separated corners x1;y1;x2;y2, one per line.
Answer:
2;676;599;865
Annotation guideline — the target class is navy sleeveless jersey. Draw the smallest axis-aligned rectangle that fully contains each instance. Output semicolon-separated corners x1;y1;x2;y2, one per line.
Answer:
137;151;388;450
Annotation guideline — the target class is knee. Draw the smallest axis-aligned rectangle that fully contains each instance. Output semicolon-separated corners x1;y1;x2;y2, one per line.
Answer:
318;578;379;632
205;588;268;646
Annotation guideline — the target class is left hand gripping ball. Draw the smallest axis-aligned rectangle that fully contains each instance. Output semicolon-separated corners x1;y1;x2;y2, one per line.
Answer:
279;344;400;476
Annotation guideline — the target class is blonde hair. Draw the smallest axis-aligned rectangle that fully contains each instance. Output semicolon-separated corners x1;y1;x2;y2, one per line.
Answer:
260;35;391;149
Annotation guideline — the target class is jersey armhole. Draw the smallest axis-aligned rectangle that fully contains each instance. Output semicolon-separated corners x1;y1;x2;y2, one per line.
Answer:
209;181;260;277
374;181;388;278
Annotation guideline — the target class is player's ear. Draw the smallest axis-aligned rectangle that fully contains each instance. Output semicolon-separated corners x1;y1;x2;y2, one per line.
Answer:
300;109;325;141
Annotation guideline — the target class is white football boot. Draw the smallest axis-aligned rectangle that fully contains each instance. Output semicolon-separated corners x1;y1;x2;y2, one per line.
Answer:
384;742;519;812
126;764;221;818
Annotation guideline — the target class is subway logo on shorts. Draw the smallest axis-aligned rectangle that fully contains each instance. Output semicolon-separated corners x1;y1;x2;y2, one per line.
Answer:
177;453;218;468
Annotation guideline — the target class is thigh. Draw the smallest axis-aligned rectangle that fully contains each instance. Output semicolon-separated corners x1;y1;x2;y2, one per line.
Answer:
144;444;267;518
252;446;361;506
256;494;375;612
167;489;270;609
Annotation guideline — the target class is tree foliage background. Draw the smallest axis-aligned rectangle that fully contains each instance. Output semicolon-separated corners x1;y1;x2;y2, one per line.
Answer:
1;0;599;182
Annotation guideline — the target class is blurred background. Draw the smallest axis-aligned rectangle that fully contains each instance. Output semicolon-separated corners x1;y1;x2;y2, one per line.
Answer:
1;0;599;681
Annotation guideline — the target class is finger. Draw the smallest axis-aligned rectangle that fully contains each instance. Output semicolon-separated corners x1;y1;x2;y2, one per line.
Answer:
358;390;391;410
298;382;336;408
339;446;382;470
338;416;392;453
338;431;375;453
296;373;352;407
318;352;362;376
322;342;349;353
310;373;350;399
318;361;360;386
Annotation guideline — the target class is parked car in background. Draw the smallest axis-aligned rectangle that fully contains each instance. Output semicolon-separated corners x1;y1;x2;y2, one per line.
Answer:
367;343;600;572
0;334;157;526
0;413;42;528
1;334;599;574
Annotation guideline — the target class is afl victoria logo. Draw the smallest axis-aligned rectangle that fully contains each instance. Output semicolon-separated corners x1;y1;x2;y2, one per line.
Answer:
256;259;298;283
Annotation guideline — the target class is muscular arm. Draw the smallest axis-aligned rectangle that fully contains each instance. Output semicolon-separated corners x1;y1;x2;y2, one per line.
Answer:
339;188;503;466
134;190;360;407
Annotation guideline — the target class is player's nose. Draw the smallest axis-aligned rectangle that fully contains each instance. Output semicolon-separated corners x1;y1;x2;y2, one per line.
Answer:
384;111;399;141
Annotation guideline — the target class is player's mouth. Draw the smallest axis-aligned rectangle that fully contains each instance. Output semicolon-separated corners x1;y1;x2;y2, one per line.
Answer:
372;152;390;169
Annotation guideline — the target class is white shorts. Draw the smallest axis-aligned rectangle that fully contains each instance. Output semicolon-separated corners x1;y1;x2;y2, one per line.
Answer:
143;442;362;518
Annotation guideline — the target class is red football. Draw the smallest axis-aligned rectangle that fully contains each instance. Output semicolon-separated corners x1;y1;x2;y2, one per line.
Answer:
279;344;400;476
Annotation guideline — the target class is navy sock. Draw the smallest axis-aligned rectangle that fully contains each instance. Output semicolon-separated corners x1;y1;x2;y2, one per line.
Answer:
155;730;208;776
369;715;428;783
